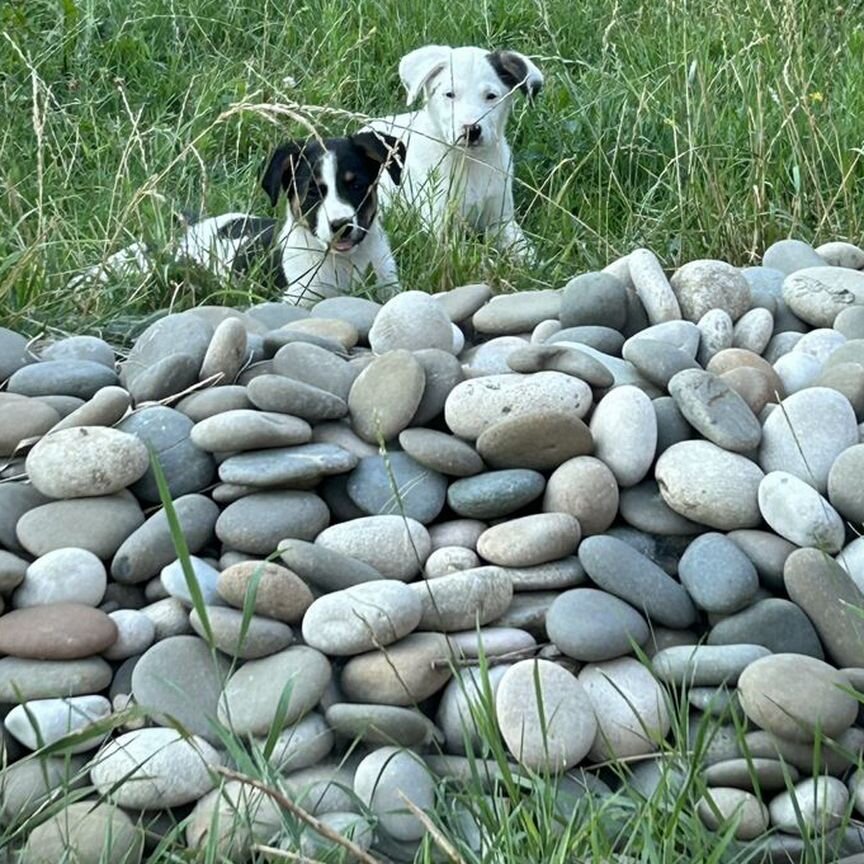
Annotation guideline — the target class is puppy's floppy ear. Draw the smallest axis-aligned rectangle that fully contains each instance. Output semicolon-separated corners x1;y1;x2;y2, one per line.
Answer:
351;131;406;186
487;50;544;99
399;44;452;104
261;141;305;207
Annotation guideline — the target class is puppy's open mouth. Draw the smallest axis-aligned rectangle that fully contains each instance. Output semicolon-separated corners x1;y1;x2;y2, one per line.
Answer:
331;237;359;252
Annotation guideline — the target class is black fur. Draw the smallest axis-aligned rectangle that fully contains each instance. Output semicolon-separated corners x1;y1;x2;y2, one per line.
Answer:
215;216;285;287
487;50;542;98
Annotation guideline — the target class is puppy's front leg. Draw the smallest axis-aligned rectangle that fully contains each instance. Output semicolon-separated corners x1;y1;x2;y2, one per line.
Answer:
369;229;401;301
494;218;536;264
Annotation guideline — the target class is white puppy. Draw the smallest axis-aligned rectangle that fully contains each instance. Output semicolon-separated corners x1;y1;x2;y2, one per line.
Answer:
366;45;543;261
67;133;404;307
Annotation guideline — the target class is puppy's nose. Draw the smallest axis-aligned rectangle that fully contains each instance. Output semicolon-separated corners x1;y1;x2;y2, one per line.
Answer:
463;124;482;144
329;218;352;237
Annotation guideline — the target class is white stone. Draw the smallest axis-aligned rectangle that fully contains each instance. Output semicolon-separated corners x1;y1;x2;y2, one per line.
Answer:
590;385;657;487
5;696;111;753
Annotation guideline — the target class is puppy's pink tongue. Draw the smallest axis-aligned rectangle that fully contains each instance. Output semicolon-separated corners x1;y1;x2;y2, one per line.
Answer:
332;239;353;252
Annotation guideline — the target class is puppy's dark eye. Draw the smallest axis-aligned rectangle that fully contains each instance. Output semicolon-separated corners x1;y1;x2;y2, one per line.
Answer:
443;90;455;99
317;183;329;196
351;180;364;191
485;92;498;101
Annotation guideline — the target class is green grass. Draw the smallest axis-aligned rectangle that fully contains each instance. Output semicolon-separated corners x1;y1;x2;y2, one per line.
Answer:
2;0;863;333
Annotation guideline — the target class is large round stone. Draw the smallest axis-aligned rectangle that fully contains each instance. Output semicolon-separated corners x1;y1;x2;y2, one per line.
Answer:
476;412;593;470
670;259;751;322
217;560;313;623
543;456;619;535
447;469;545;520
411;567;513;632
782;266;864;327
678;533;758;614
758;471;845;552
272;341;357;399
349;350;426;443
578;535;696;628
589;385;656;487
578;658;670;760
302;582;423;655
496;659;597;772
759;388;858;492
697;788;769;841
315;515;430;581
546;588;649;662
738;654;857;742
369;291;454;353
91;728;222;808
0;657;112;702
132;636;230;742
763;239;826;275
656;441;764;529
246;375;348;421
14;548;106;608
445;372;591;440
217;646;331;735
0;604;117;659
769;776;849;835
190;409;311;452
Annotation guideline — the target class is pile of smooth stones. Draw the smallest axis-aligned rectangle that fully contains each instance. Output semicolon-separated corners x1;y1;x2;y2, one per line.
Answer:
3;238;864;863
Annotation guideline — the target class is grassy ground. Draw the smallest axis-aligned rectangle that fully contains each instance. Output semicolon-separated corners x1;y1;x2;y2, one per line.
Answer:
2;0;863;334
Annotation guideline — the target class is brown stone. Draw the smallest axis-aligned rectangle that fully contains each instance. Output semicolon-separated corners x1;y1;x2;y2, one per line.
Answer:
707;348;785;403
217;561;314;623
719;367;774;416
0;603;117;659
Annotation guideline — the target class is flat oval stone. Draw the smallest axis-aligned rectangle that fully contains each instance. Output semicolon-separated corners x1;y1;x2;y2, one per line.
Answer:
158;555;221;607
579;658;670;760
561;272;627;329
785;548;864;667
652;644;770;686
354;746;435;842
218;443;357;488
546;588;649;661
349;350;426;443
496;659;597;771
190;409;311;452
618;480;702;535
0;656;112;702
311;295;381;337
769;776;849;835
272;342;356;401
199;317;248;384
697;309;734;365
190;606;293;659
589;385;656;487
0;604;117;659
104;609;156;660
670;259;751;322
4;694;111;753
50;386;131;433
21;801;143;864
477;513;580;567
425;545;481;577
476;411;593;470
217;646;331;735
341;632;452;705
247;374;347;421
118;406;215;504
758;471;845;552
628;248;681;324
14;548;106;608
738;653;857;742
759;388;858;492
816;241;864;269
764;239;826;275
176;385;251;421
445;372;592;440
111;494;219;584
216;491;329;555
707;348;785;399
549;326;625;354
128;353;199;402
783;266;864;326
719;366;774;415
678;533;758;614
829;444;864;523
132;636;229;742
284;317;358;349
733;307;773;354
447;469;545;519
302;582;422;655
8;360;119;399
543;456;619;535
316;515;430;581
398;428;483;476
727;529;796;592
277;539;383;591
434;283;492;323
622;338;700;389
697;788;769;840
411;567;513;632
91;727;222;808
656;441;764;529
506;343;614;388
369;291;454;353
578;535;696;628
708;598;824;658
328;702;438;749
346;453;447;524
0;397;59;458
217;560;314;623
471;290;561;336
668;369;761;453
703;758;792;792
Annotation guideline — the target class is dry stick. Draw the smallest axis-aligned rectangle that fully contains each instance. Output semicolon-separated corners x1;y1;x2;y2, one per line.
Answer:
215;767;384;864
397;792;466;864
431;643;547;669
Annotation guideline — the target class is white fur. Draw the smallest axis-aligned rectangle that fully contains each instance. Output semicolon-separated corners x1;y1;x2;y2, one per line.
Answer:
366;45;542;261
67;153;399;307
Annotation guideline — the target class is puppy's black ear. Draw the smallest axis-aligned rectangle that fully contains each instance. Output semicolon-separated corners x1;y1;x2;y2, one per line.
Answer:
487;50;544;99
261;141;304;207
351;132;406;186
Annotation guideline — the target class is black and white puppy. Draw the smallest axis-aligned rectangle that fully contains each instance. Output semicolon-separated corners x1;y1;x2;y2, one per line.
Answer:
67;133;404;306
365;45;543;262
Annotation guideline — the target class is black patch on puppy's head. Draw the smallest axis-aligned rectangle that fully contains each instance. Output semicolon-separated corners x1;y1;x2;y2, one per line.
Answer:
487;50;543;99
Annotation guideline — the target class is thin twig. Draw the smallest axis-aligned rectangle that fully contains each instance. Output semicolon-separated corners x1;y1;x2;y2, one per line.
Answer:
215;767;383;864
397;792;466;864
